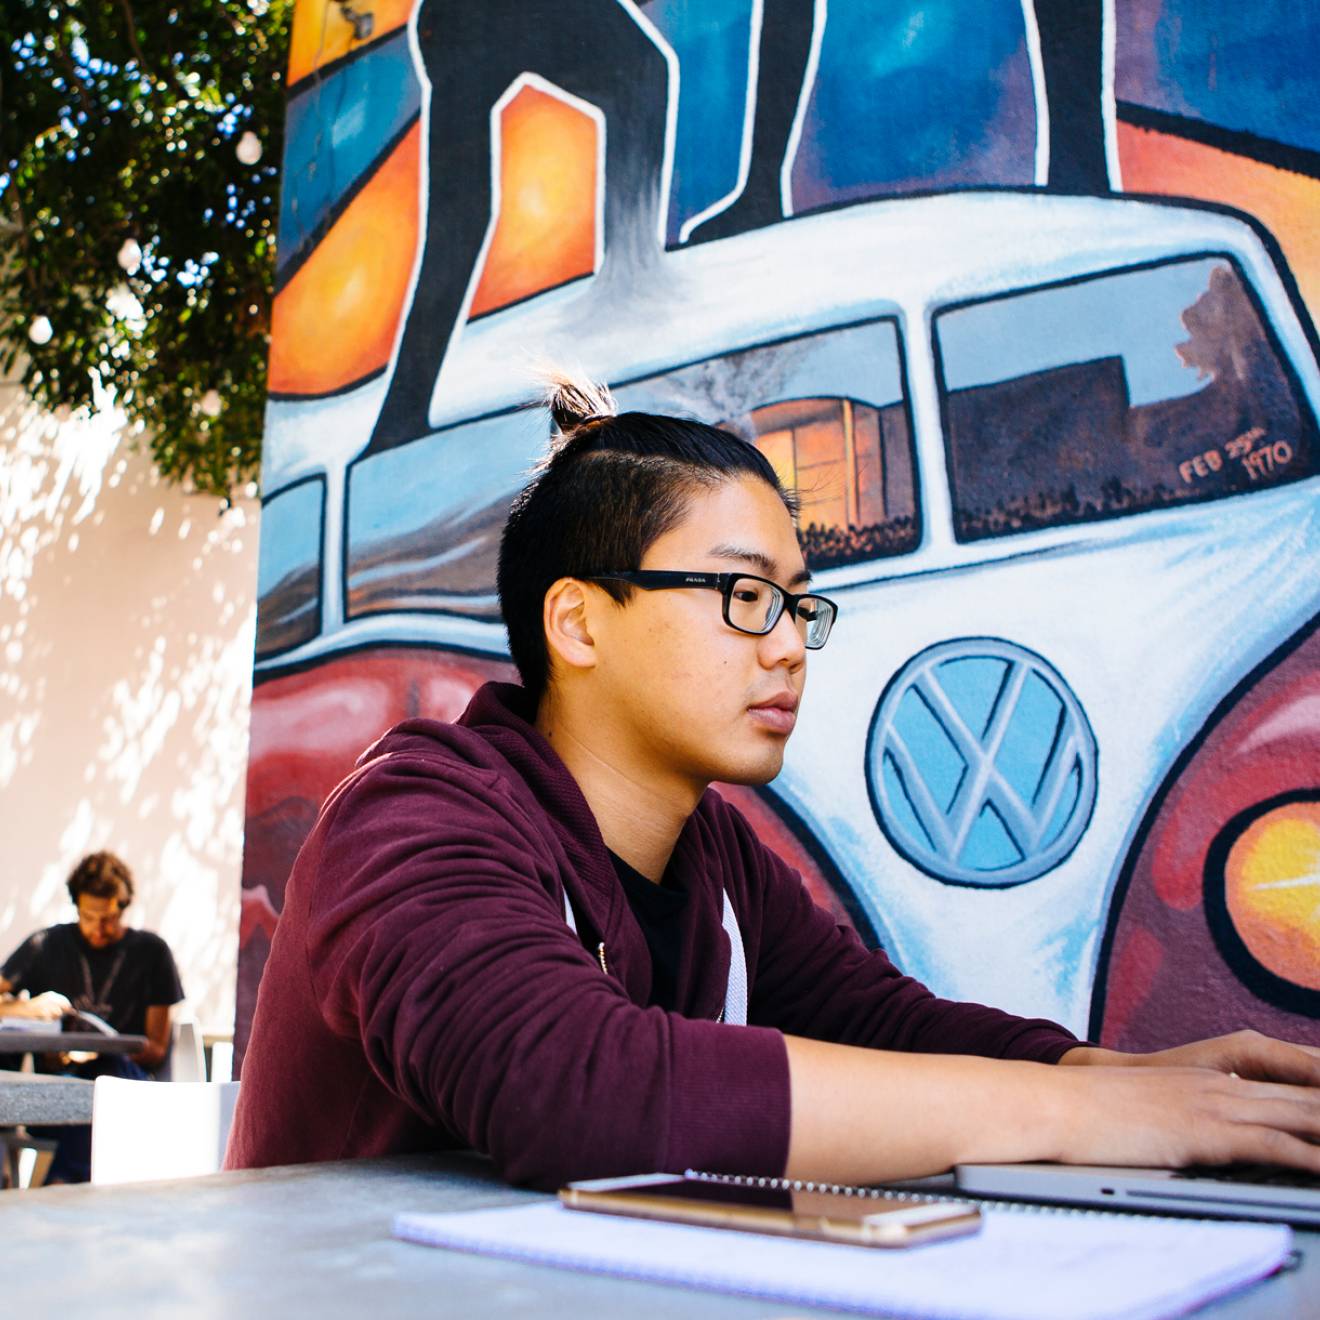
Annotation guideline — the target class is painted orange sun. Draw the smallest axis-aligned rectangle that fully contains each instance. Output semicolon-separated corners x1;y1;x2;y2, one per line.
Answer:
1224;799;1320;991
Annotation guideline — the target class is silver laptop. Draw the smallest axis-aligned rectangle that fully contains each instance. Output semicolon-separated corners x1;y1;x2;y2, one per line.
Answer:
954;1162;1320;1226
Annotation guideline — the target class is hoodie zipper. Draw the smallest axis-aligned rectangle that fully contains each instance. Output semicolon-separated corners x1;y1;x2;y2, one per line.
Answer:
596;942;609;975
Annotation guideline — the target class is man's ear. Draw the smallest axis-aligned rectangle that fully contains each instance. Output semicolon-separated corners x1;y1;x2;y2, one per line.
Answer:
542;577;599;675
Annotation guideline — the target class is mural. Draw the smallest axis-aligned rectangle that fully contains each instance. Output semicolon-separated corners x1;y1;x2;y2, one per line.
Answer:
240;0;1320;1060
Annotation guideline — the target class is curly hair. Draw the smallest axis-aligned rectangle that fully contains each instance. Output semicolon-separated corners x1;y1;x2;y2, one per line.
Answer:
66;851;134;909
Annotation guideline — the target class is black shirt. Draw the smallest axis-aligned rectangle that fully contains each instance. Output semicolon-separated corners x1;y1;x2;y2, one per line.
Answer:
608;851;689;1012
2;923;184;1037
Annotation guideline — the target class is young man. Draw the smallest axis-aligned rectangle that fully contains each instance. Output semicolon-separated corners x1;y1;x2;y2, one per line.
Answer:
229;382;1320;1187
1;851;185;1180
0;852;183;1069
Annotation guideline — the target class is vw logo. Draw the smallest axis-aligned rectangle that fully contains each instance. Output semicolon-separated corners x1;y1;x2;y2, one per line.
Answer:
866;638;1097;887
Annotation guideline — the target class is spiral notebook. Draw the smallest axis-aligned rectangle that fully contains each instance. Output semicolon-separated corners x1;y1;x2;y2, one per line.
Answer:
393;1173;1293;1320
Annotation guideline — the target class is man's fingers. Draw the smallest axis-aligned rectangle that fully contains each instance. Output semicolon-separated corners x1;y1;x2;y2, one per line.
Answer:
1228;1033;1320;1087
1241;1089;1320;1144
1237;1125;1320;1175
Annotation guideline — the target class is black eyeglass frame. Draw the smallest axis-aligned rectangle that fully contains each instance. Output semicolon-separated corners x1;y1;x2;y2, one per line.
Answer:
587;570;838;649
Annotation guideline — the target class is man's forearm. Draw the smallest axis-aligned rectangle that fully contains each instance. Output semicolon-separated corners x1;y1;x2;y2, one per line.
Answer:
783;1032;1320;1184
1057;1045;1130;1066
784;1036;1072;1183
131;1041;168;1069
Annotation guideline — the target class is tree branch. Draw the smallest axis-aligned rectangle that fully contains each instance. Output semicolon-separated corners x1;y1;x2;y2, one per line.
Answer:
113;0;149;75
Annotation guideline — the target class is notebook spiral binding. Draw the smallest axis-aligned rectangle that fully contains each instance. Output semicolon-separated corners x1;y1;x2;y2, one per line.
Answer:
683;1170;1142;1220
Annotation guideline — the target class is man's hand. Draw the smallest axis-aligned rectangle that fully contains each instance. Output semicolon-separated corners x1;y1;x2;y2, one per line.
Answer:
0;989;73;1021
1062;1030;1320;1087
1049;1060;1320;1174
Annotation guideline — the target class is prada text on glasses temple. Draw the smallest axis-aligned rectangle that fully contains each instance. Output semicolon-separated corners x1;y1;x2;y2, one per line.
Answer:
587;571;839;649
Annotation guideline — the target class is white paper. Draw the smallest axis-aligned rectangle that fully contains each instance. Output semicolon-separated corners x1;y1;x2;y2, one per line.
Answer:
393;1200;1290;1320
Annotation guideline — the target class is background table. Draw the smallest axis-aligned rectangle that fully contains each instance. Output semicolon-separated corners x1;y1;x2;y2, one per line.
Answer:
0;1030;147;1055
1;1152;1316;1317
0;1069;94;1126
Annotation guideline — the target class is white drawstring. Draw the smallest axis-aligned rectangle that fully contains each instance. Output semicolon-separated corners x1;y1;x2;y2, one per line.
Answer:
561;885;747;1025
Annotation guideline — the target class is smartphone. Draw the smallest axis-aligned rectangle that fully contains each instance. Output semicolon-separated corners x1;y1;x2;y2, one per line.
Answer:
560;1173;981;1248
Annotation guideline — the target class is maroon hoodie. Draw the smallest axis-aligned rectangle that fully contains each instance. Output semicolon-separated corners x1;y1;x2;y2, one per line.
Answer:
227;683;1077;1187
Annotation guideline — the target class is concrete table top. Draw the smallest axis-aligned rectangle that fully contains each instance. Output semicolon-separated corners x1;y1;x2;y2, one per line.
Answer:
0;1070;94;1126
0;1030;146;1054
1;1151;1316;1318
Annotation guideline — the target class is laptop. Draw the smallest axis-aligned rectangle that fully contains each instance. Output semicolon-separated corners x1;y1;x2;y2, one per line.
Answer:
953;1162;1320;1226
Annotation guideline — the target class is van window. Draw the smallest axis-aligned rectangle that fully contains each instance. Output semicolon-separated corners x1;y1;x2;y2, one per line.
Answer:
345;408;541;621
255;478;324;657
741;396;916;565
343;318;918;623
935;256;1319;542
622;319;918;569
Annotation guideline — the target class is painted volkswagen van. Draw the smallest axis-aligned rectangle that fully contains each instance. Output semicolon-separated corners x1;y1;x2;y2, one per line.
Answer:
249;191;1320;1040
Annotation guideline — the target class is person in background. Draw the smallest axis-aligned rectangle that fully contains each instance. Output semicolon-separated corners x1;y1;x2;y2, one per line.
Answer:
0;850;185;1181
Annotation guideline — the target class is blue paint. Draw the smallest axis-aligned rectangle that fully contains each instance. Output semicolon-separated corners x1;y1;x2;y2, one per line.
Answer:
278;31;421;274
895;686;965;814
882;754;937;852
869;639;1098;888
963;801;1022;870
1044;764;1082;849
1116;1;1320;156
257;480;323;599
936;654;1006;739
994;669;1063;811
937;257;1224;406
792;0;1036;209
646;0;755;244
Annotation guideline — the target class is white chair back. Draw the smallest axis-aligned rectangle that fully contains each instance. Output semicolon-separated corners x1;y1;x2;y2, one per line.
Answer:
209;1040;234;1083
157;1005;207;1083
90;1076;240;1185
165;1017;206;1083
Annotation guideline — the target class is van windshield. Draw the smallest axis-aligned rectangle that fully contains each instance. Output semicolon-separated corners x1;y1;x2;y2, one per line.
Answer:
934;255;1319;542
342;318;919;624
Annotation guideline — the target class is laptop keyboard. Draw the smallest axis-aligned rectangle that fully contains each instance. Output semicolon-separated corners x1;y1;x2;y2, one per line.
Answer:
1175;1164;1320;1191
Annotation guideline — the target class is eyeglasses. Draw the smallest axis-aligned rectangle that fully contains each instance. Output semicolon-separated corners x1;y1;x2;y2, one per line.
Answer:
588;571;838;649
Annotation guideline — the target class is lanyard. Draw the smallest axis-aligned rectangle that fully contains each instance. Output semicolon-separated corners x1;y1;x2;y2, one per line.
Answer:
561;886;748;1027
78;944;128;1014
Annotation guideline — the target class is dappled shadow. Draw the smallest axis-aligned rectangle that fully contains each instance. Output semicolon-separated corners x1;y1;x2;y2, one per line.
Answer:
0;369;258;1028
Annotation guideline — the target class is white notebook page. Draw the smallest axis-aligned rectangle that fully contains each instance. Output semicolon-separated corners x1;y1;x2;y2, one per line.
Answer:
393;1199;1291;1320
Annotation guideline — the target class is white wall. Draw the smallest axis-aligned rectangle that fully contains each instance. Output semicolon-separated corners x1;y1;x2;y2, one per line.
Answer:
0;368;258;1031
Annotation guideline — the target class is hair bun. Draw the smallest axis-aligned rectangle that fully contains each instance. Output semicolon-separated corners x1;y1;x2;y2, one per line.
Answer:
540;369;618;438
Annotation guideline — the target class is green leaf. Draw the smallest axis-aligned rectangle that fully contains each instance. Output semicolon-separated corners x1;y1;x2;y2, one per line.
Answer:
1;0;293;499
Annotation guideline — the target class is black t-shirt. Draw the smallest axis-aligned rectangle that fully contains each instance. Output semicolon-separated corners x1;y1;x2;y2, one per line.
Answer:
608;851;688;1012
1;923;184;1037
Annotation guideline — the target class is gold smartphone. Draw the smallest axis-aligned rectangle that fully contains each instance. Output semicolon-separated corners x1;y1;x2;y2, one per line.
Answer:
560;1173;981;1248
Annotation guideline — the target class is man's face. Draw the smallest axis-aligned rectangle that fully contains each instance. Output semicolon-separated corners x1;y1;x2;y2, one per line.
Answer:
588;475;811;793
76;891;128;949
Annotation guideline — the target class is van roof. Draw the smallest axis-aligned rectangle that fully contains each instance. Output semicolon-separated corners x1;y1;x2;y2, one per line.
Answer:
259;192;1273;494
426;190;1265;428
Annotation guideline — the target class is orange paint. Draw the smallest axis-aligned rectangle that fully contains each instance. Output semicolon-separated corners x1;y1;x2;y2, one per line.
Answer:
268;122;421;397
1224;800;1320;992
468;84;600;319
287;0;415;89
1117;121;1320;324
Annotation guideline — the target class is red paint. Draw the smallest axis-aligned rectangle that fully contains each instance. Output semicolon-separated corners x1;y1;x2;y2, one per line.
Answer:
1097;624;1320;1048
1097;926;1162;1044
